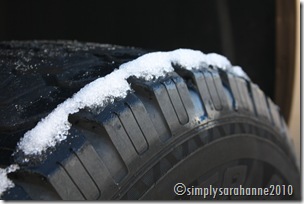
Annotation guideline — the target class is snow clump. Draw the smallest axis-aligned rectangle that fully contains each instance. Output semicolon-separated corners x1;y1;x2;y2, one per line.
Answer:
17;49;248;156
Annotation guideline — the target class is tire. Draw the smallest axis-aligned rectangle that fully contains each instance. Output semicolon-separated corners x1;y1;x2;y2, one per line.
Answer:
0;41;300;200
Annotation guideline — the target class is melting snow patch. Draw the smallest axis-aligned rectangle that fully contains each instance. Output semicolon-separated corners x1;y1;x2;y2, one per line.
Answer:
17;49;249;156
229;65;250;80
0;165;19;197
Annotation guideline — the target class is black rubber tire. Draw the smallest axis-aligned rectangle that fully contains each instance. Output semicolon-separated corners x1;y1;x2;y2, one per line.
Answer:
0;41;300;200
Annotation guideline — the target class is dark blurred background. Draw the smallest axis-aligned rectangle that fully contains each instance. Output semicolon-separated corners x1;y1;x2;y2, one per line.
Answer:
0;0;297;122
0;1;275;94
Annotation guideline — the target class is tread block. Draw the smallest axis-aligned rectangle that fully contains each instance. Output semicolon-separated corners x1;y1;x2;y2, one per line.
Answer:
202;70;223;111
190;71;215;116
185;69;228;118
124;93;159;148
61;153;100;200
226;75;242;111
267;98;282;131
69;118;129;184
116;102;148;155
209;70;229;111
172;76;195;121
237;79;254;113
251;84;271;121
129;74;194;138
75;143;118;199
152;82;181;134
49;164;85;200
103;112;138;172
130;81;172;141
227;75;254;113
162;79;189;125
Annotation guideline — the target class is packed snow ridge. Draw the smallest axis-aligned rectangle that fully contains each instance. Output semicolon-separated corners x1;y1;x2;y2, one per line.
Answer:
17;49;249;156
0;165;19;197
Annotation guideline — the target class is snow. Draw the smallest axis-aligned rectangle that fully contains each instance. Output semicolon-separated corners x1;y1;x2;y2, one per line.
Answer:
0;165;19;198
17;48;248;156
229;65;250;80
